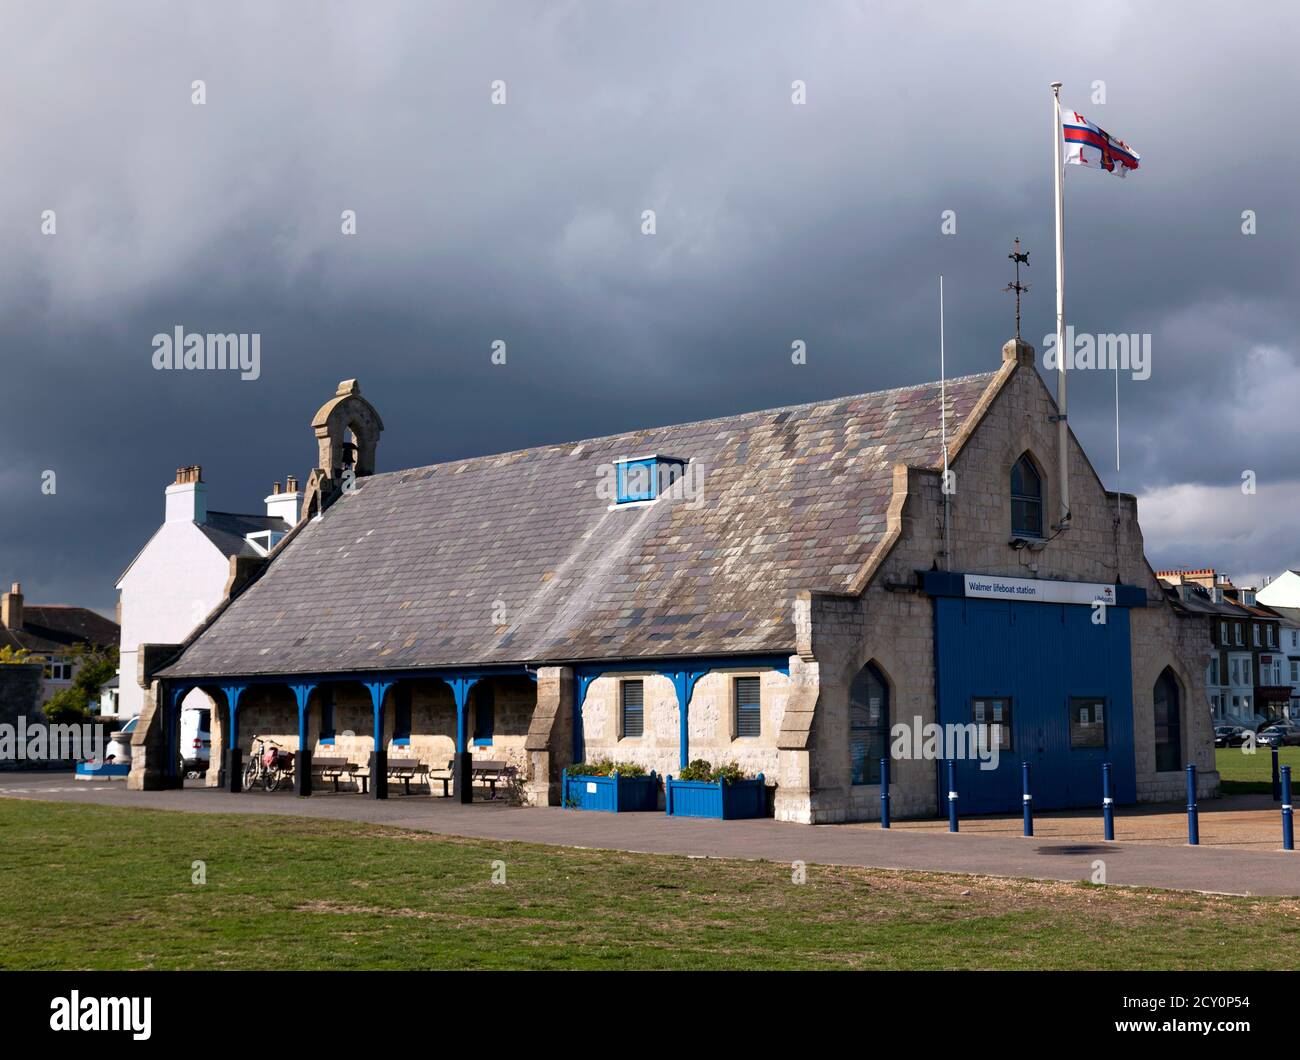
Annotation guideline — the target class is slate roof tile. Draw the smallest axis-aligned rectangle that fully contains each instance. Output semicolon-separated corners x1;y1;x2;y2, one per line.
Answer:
160;372;995;678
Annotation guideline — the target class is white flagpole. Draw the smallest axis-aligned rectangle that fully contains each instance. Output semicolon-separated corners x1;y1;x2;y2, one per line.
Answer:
941;275;951;572
1051;81;1070;530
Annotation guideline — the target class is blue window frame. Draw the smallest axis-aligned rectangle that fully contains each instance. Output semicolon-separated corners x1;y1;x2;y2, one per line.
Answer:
734;676;761;738
615;455;686;504
621;679;644;738
393;686;411;748
319;687;335;746
473;683;494;746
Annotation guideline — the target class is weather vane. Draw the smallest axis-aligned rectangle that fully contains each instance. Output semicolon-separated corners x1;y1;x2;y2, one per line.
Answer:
1003;238;1031;340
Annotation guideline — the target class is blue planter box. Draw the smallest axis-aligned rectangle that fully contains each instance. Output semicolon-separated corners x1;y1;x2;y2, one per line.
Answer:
75;761;130;780
665;773;768;819
562;769;660;812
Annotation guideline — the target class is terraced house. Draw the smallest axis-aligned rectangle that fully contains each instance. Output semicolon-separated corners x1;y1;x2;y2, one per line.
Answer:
128;337;1217;822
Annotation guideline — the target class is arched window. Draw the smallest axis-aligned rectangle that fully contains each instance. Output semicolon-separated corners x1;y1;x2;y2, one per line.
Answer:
1010;453;1043;538
1153;668;1182;772
849;663;890;785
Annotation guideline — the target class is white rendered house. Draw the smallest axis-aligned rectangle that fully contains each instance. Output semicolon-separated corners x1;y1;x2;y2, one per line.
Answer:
114;466;295;719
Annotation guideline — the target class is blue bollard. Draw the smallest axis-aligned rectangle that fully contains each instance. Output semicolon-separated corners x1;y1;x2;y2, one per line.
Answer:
1282;766;1294;852
1022;762;1033;837
1186;763;1199;846
1102;762;1115;841
880;756;891;829
1272;744;1281;802
947;760;959;832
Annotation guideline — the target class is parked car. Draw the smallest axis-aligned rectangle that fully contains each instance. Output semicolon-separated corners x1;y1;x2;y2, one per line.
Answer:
1256;722;1300;748
1214;725;1249;747
181;707;212;776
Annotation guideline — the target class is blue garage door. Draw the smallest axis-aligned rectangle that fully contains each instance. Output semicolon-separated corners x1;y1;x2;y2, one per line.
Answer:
934;597;1136;814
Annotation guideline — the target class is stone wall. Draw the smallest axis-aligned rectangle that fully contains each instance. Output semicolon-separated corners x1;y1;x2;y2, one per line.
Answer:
0;664;46;771
579;667;793;789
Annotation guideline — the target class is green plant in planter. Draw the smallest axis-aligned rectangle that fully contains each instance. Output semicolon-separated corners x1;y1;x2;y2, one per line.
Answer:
676;759;751;784
568;759;649;778
711;761;747;785
677;759;716;782
568;759;614;777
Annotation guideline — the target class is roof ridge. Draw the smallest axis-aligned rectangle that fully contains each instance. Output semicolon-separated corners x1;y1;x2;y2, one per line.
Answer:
367;370;997;482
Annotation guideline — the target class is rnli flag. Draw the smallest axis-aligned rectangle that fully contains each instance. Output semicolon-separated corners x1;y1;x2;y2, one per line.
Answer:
1062;109;1141;177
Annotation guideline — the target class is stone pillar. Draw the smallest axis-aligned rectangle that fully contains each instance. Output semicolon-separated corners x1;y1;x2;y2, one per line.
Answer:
524;666;573;806
127;681;167;790
775;652;820;822
126;644;182;791
775;592;867;823
207;688;226;788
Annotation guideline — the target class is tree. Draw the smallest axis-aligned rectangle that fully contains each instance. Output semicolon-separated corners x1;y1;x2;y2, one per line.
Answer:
42;643;118;723
0;645;40;665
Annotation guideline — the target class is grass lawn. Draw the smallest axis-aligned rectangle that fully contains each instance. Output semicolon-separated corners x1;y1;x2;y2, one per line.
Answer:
1216;745;1300;794
1;800;1298;970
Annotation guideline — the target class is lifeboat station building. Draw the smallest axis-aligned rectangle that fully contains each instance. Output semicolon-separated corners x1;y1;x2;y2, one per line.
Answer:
130;338;1217;822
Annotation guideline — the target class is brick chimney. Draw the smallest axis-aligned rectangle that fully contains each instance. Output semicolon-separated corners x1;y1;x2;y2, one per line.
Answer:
165;465;207;523
1;582;23;630
265;475;301;524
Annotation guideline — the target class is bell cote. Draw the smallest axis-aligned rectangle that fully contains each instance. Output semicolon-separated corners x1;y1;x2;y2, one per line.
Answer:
310;379;384;481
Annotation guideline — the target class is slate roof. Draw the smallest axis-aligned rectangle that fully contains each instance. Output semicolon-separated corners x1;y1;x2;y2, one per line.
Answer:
0;605;119;656
160;372;998;679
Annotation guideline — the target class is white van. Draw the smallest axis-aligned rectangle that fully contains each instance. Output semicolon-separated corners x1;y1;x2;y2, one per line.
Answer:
181;707;212;777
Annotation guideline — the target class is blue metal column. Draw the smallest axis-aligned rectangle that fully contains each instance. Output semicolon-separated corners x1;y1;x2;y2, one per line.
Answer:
448;676;479;803
1186;764;1199;846
880;756;891;829
573;673;598;765
363;681;393;800
1102;762;1115;841
291;683;316;797
171;685;195;788
946;760;959;832
1022;762;1033;837
1282;766;1294;851
163;685;186;789
221;685;246;793
668;669;707;771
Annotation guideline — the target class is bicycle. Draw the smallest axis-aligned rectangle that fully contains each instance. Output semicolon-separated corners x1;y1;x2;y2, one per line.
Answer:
242;735;296;792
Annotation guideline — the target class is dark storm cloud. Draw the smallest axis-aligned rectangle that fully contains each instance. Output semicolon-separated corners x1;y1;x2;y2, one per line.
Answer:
1;0;1296;612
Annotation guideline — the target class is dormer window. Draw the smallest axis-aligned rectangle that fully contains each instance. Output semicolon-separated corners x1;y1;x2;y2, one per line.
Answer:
615;454;687;505
1010;453;1043;538
245;529;286;556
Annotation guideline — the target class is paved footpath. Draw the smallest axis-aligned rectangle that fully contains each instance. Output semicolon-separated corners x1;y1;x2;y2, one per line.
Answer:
2;772;1297;896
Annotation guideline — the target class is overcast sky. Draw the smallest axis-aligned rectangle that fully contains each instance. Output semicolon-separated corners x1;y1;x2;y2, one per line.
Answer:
2;0;1297;615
